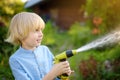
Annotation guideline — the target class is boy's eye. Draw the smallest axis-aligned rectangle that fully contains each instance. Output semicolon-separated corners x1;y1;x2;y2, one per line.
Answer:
35;29;39;31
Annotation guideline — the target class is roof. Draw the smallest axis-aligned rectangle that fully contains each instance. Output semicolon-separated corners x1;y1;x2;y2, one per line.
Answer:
24;0;43;8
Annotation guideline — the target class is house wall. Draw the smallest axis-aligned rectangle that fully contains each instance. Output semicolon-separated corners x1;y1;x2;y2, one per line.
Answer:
31;0;86;30
57;8;85;29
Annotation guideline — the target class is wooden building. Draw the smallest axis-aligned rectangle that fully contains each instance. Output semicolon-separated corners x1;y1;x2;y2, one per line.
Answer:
25;0;86;30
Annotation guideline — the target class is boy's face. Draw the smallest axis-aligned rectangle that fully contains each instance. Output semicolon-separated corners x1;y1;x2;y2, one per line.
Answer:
21;30;43;50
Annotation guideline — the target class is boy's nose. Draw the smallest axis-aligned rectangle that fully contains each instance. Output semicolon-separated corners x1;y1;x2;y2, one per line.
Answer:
38;31;43;37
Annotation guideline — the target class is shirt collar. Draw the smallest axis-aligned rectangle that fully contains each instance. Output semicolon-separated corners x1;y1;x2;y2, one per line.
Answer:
19;46;41;54
19;46;35;53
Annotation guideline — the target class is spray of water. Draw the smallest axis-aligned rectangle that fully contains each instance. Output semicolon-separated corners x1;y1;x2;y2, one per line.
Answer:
76;31;120;53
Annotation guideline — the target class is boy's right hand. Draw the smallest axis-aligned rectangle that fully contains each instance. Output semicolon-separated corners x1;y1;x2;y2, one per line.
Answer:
43;61;73;80
51;61;72;77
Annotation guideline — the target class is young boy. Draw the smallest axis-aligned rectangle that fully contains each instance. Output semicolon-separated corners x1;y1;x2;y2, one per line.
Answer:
6;12;72;80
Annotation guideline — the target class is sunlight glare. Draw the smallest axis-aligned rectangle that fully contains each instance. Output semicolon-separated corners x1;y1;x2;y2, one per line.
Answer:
21;0;28;3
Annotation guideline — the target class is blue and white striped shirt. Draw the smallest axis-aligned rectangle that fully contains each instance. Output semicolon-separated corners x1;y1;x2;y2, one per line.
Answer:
9;45;60;80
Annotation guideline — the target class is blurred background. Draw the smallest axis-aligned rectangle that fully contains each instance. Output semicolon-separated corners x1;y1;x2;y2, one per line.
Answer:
0;0;120;80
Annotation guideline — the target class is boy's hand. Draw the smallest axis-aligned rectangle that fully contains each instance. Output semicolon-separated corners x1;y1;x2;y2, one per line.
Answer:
43;61;74;80
51;61;73;77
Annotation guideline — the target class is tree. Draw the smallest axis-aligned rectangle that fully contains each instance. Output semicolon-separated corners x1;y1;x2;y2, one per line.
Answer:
0;1;26;79
0;0;26;26
86;0;120;33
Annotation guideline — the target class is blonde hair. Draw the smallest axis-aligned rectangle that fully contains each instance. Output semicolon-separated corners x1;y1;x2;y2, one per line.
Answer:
6;12;45;45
